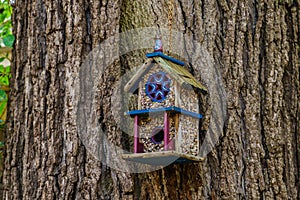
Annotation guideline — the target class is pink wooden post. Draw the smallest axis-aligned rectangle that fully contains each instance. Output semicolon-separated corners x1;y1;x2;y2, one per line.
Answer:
134;115;139;153
164;111;170;151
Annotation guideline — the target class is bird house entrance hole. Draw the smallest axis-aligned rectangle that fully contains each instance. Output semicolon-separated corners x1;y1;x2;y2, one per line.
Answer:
151;127;164;144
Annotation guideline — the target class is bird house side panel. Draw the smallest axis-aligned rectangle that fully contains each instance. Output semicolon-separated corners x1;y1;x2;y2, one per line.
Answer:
179;87;199;113
139;66;176;110
179;115;199;156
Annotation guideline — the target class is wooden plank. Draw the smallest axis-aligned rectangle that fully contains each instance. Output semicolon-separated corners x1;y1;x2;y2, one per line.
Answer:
122;151;204;165
174;114;179;132
124;58;153;93
138;82;142;110
174;81;180;107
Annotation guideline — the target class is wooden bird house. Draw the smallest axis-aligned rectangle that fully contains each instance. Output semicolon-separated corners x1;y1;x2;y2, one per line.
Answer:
122;52;207;165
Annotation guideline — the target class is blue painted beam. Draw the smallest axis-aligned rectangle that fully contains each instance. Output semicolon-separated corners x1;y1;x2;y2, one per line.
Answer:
146;52;185;66
126;106;203;119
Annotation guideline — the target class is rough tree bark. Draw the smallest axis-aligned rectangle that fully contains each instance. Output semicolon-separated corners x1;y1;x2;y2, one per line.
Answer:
2;0;299;199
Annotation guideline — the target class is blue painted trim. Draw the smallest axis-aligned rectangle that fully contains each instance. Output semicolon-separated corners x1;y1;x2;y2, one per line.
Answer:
126;106;203;119
146;52;185;66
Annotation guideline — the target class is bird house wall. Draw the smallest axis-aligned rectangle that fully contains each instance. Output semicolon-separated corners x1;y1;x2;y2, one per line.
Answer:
178;86;199;113
178;115;199;156
139;114;176;152
139;66;175;110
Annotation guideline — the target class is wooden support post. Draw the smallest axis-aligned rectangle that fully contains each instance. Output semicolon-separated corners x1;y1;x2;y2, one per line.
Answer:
134;115;139;153
164;111;169;151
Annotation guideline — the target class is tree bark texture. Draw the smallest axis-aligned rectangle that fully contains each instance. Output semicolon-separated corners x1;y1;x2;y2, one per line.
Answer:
2;0;299;199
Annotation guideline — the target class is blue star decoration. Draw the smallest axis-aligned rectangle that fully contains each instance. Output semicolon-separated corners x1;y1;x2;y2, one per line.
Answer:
145;72;171;102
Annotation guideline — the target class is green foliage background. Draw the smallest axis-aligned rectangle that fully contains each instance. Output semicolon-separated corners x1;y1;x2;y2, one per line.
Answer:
0;0;14;183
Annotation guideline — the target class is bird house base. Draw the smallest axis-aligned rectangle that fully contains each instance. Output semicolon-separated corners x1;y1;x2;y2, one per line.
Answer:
122;151;204;165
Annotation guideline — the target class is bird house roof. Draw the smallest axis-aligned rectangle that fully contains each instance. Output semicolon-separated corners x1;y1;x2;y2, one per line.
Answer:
124;52;207;93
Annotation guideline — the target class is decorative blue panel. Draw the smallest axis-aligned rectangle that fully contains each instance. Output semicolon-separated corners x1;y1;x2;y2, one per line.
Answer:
145;72;171;102
126;106;203;119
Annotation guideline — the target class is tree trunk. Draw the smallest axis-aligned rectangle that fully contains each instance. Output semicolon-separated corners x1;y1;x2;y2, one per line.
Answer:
2;0;299;199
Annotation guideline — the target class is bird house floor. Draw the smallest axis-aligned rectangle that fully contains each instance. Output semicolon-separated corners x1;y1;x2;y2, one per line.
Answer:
122;151;204;165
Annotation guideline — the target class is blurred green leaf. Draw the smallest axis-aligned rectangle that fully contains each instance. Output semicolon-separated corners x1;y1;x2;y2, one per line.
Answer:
0;65;10;85
0;76;9;85
0;14;6;23
0;0;11;178
3;34;14;47
5;66;10;73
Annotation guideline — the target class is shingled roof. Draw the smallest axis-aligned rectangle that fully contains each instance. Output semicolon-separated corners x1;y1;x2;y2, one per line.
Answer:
124;52;207;93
